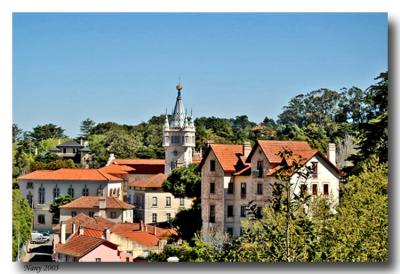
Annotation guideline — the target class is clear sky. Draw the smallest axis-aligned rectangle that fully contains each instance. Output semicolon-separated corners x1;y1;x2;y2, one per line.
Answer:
13;13;388;137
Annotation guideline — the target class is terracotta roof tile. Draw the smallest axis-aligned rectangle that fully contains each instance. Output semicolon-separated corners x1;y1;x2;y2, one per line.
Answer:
60;196;133;209
209;144;244;173
128;173;167;188
112;159;165;174
55;235;107;257
98;164;135;175
115;231;160;247
255;140;314;164
18;168;123;182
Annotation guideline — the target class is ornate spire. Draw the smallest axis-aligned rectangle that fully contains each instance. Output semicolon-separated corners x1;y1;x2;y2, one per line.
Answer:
164;108;169;129
171;82;186;128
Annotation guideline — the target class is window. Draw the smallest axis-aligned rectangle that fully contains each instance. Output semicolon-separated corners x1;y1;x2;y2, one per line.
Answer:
71;211;77;217
300;184;307;197
185;136;189;143
110;212;117;219
152;197;158;207
241;183;247;199
117;188;120;197
165;136;169;144
38;186;45;204
240;205;246;217
323;184;329;196
210;160;216;172
312;162;318;178
89;211;94;217
152;213;157;223
126;258;130;262
257;183;263;195
97;186;103;196
312;184;318;196
171;161;177;170
109;189;112;196
68;186;74;198
209;205;215;223
26;193;33;207
227;182;234;194
38;214;45;224
166;197;171;207
95;258;101;262
179;198;185;207
210;181;215;194
227;227;233;236
82;186;89;196
166;213;171;222
227;205;233;217
53;186;60;201
26;182;33;189
257;160;263;178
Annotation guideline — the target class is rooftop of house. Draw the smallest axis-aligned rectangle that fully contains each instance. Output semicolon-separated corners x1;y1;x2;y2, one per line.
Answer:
17;168;122;182
198;144;245;173
111;159;165;174
53;213;116;235
128;173;168;189
98;164;135;175
55;234;117;258
60;196;133;210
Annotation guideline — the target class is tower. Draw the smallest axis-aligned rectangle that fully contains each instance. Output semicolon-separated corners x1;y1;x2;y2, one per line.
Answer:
163;83;196;174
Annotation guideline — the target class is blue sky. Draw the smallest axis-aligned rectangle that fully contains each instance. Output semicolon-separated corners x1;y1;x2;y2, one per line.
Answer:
13;13;388;137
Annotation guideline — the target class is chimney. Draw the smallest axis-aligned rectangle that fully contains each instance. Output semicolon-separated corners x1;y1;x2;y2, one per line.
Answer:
72;223;77;234
99;196;106;217
140;220;144;232
328;143;336;166
243;141;251;157
103;228;110;241
80;138;83;146
154;227;157;237
60;222;66;244
145;225;148;232
79;225;84;235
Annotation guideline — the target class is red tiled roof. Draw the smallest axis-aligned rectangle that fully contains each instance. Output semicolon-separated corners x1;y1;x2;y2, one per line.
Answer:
249;140;314;164
98;164;135;175
110;223;141;233
18;168;123;182
128;173;167;188
55;234;118;258
82;228;104;239
116;231;160;247
60;196;133;209
209;144;244;173
112;159;164;165
112;159;165;174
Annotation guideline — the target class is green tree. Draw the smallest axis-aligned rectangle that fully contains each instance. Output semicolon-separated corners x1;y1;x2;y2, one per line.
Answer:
31;123;66;144
49;194;73;224
12;124;23;143
80;118;96;138
330;157;388;262
12;189;33;261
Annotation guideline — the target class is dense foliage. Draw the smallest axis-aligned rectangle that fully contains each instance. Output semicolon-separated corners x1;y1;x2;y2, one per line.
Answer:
12;189;33;261
49;194;73;224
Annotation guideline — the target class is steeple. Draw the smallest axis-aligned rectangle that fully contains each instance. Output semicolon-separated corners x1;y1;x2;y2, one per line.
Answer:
171;82;186;128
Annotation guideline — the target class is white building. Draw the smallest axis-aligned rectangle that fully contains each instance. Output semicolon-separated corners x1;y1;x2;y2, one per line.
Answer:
162;83;196;175
18;168;124;231
199;140;342;236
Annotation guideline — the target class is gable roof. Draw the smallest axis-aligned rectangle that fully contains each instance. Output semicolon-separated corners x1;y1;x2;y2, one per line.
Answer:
198;144;244;173
128;173;167;188
60;196;133;209
247;140;314;164
18;168;123;182
55;234;117;258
